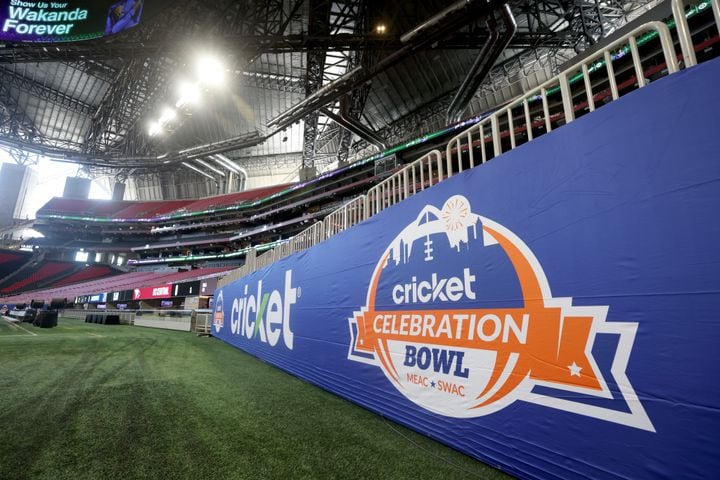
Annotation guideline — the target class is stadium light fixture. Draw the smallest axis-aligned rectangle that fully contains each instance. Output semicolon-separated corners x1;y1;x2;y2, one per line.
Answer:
158;107;177;125
148;121;162;137
196;54;226;87
176;79;201;107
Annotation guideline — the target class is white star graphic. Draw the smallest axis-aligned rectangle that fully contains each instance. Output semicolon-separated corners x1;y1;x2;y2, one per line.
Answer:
568;362;582;377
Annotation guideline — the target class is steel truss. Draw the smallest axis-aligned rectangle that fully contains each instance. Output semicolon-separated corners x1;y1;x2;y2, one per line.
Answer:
328;0;661;165
302;0;332;171
0;32;604;65
0;0;663;182
313;1;369;168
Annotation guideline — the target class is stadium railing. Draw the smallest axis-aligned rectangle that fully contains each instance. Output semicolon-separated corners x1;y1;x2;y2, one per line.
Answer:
63;309;136;325
324;195;368;238
133;310;193;331
444;20;678;174
674;0;720;68
217;2;719;289
63;308;199;332
195;309;213;335
366;149;445;217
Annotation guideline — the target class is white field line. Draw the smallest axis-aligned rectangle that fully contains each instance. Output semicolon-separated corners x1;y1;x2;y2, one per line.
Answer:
1;317;22;331
1;316;107;339
0;333;106;340
1;316;36;336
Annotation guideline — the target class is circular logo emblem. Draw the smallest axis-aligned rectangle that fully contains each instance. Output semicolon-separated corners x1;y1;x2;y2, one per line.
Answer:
213;291;224;333
349;195;608;418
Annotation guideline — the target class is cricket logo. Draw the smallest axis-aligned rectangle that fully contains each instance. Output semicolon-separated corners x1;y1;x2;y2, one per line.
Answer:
214;291;224;333
348;195;653;431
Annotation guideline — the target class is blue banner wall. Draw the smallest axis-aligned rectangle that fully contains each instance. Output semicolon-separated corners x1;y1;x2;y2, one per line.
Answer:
214;58;720;480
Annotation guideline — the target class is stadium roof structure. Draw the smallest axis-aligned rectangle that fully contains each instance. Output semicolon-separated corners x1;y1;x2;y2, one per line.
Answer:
0;0;662;199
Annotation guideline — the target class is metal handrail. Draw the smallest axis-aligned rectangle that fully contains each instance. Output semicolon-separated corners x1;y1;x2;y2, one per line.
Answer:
366;149;444;217
445;20;678;177
324;196;368;238
673;0;720;68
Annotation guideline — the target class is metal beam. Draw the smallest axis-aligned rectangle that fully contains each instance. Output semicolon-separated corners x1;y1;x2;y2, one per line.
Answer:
320;105;385;149
0;32;588;65
0;130;266;168
302;0;332;171
0;66;97;117
83;57;163;155
0;74;41;146
268;0;505;131
0;0;664;174
447;4;517;123
182;162;217;181
335;1;375;165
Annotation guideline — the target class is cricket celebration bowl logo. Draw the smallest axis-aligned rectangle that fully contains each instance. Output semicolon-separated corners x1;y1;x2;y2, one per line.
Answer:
214;291;224;333
348;195;654;431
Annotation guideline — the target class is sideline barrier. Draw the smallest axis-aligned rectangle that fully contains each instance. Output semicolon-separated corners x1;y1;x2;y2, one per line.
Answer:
133;310;192;332
214;59;720;479
64;309;195;332
195;309;213;335
64;309;135;324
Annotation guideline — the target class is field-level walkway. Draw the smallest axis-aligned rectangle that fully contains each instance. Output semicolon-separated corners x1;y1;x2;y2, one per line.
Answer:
0;318;510;480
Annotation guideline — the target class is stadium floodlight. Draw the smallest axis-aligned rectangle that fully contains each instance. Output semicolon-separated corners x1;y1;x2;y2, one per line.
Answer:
196;54;226;87
176;79;201;108
158;107;177;125
148;121;162;136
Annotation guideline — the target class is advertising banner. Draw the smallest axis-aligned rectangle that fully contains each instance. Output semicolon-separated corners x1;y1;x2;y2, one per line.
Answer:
214;59;720;479
88;292;106;303
0;0;144;42
133;284;171;300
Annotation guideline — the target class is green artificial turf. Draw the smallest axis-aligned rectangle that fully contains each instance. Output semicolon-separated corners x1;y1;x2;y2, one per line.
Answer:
0;317;513;480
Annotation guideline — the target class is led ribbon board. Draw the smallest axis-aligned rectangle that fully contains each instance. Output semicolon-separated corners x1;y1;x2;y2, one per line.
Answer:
0;0;144;42
214;59;720;479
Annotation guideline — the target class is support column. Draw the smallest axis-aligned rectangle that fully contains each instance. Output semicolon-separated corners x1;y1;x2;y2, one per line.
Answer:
300;0;332;179
112;182;126;201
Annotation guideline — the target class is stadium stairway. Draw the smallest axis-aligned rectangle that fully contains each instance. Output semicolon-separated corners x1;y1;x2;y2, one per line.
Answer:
0;250;42;289
0;249;32;281
48;265;120;289
0;260;76;295
0;266;233;305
